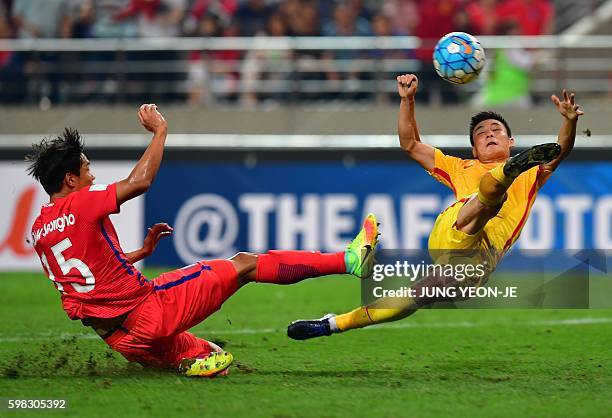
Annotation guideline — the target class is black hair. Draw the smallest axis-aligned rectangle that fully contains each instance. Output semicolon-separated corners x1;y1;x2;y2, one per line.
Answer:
469;111;512;146
25;128;85;195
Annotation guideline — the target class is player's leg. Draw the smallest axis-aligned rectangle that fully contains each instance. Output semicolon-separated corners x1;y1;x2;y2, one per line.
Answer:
287;200;487;340
111;329;232;377
456;143;561;235
229;250;346;288
158;332;233;377
231;213;380;287
287;268;492;339
287;302;417;340
100;283;234;377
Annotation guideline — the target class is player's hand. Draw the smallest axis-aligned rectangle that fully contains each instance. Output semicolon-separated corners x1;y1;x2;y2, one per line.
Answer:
142;223;173;256
138;104;167;133
551;90;584;121
397;74;418;99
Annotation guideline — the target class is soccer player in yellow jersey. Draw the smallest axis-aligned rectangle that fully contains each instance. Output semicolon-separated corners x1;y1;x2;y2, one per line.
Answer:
288;73;584;340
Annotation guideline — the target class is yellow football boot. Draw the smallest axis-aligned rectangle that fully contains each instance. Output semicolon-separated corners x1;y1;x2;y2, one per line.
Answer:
178;351;233;377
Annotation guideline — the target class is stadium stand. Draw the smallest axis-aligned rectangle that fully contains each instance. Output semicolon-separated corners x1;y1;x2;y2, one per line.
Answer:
0;0;610;106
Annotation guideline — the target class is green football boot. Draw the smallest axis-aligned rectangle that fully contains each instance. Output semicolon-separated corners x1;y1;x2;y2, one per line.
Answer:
345;213;380;279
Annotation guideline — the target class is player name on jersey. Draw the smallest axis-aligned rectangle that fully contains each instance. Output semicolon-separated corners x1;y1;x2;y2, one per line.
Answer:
31;212;75;246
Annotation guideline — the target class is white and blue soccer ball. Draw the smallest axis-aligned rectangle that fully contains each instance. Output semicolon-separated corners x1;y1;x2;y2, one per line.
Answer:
433;32;486;85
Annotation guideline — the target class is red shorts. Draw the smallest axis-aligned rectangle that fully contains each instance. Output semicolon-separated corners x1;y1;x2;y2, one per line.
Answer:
104;259;239;369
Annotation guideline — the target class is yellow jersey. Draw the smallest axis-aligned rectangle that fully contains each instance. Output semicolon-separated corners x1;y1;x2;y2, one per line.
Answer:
429;148;543;252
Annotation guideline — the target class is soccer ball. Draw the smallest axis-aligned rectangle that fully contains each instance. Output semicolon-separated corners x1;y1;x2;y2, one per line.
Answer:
433;32;486;85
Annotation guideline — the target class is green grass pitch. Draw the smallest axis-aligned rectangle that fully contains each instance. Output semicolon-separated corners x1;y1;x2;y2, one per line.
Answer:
1;271;611;418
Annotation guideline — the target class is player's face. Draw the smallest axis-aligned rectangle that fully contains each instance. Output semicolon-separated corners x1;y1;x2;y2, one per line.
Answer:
76;154;95;190
472;119;514;162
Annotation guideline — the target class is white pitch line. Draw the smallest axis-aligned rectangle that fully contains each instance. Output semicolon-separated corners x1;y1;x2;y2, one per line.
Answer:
1;317;611;343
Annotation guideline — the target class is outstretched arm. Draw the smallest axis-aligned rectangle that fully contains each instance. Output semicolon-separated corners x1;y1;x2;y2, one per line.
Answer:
125;223;173;264
539;90;584;184
116;104;168;206
397;74;435;172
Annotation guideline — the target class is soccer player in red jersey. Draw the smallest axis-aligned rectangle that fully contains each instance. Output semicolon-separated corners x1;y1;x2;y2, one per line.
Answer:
27;104;379;377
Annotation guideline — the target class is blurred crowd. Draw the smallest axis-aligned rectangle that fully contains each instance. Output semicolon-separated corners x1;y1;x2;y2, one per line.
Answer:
0;0;555;39
0;0;556;106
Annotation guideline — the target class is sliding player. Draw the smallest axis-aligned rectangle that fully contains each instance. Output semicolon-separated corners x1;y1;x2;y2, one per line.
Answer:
288;74;583;339
27;104;379;376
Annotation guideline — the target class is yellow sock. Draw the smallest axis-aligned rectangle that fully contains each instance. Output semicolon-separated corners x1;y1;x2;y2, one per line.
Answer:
477;189;507;207
476;164;513;208
335;297;418;331
489;163;515;188
334;307;373;331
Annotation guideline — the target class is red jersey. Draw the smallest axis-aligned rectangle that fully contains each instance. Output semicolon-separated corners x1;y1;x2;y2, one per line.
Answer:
31;183;153;320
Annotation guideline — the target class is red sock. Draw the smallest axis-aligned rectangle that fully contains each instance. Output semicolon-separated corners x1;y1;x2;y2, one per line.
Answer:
256;251;346;284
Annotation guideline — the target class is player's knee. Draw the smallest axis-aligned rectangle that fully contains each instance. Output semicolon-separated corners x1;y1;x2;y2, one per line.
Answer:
455;195;500;234
472;197;501;216
229;252;257;278
229;252;257;264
